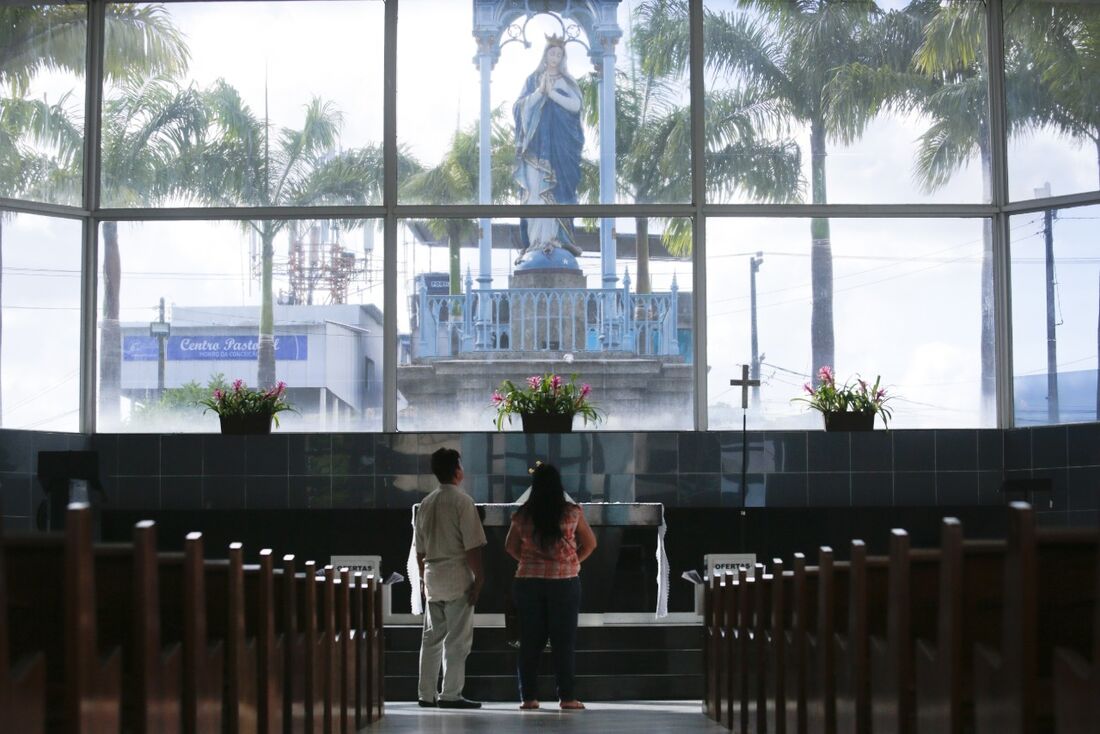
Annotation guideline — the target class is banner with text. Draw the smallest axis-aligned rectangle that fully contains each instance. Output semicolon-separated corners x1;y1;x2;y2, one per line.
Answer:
123;335;308;361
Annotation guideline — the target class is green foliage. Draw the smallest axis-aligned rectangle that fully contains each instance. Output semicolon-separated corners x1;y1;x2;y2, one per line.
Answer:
792;366;894;427
492;374;603;431
198;377;295;427
129;374;230;427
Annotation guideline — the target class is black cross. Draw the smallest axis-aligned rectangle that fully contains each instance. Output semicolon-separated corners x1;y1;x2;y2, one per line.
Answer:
730;364;761;410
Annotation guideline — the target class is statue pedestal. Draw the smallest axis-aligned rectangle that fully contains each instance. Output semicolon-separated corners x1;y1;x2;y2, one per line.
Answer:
509;267;588;352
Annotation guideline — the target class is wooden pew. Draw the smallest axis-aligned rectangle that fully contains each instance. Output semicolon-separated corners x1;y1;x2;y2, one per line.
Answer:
297;560;326;733
92;523;181;734
244;549;283;734
705;571;720;720
750;563;773;734
766;559;787;734
784;553;816;734
914;519;1006;734
368;573;384;723
350;572;369;731
973;502;1098;734
158;532;224;734
714;571;730;727
868;529;940;734
320;565;339;733
731;567;753;734
205;543;259;734
1053;535;1100;734
834;541;888;734
280;556;307;734
0;516;47;733
806;548;851;734
336;568;355;734
5;502;122;734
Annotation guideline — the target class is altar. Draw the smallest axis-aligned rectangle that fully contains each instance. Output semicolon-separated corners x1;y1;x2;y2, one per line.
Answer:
403;502;672;626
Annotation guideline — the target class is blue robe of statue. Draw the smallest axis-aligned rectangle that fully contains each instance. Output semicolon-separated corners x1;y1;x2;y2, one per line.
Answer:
514;68;584;258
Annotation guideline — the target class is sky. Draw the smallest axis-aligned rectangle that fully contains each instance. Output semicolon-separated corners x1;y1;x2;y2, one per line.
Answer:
2;0;1098;431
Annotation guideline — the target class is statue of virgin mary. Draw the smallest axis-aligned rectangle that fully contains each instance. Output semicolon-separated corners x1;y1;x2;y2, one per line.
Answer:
513;34;585;265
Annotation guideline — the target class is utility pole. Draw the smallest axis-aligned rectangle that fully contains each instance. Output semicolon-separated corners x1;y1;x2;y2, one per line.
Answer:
749;252;764;407
149;297;170;396
1036;183;1059;422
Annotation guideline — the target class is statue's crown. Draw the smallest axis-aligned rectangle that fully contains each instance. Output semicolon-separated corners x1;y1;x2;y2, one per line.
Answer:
544;33;566;49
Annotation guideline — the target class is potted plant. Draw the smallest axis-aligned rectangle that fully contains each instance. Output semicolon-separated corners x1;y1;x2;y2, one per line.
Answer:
491;374;603;432
199;379;295;434
793;366;893;431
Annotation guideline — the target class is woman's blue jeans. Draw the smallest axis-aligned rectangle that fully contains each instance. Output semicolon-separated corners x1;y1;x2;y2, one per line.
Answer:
512;576;581;702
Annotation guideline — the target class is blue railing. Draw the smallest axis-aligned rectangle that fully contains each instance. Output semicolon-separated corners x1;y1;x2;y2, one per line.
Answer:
413;272;680;359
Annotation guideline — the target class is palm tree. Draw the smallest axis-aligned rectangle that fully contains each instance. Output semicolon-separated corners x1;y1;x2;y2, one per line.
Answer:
582;2;802;292
1;4;188;95
634;0;917;379
1;3;190;425
399;111;516;295
98;76;212;424
0;94;83;421
193;80;411;386
886;1;1058;414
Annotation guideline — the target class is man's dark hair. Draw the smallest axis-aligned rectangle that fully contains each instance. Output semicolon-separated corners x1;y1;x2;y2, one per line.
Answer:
431;448;462;484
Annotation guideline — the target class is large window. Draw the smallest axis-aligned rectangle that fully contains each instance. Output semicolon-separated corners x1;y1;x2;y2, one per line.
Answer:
1004;0;1100;203
0;0;1097;432
0;2;87;207
707;217;991;429
398;0;690;205
100;1;385;208
0;211;83;431
703;0;990;205
97;218;384;432
1011;203;1100;425
396;216;694;431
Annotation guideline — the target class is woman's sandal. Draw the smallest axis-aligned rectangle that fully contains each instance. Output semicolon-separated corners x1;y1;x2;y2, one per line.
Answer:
559;700;585;710
519;700;540;710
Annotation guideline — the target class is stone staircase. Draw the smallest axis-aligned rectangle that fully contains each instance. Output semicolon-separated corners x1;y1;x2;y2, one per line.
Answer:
384;624;703;702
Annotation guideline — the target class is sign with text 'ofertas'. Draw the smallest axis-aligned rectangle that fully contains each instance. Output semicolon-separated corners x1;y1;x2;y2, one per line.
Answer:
704;553;758;579
330;555;382;579
123;335;308;361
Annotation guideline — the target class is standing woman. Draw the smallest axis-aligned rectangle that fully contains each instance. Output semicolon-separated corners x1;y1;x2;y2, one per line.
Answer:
505;462;597;710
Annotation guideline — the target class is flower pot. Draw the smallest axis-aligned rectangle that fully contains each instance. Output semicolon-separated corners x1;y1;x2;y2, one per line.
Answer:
823;410;876;432
520;412;575;433
219;413;273;435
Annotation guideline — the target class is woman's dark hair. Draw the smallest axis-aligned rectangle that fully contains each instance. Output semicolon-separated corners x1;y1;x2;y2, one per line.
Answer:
520;463;568;551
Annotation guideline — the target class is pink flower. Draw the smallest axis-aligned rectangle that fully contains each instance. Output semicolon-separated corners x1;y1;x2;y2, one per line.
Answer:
803;382;814;395
213;389;224;401
233;378;244;392
491;391;504;405
817;366;834;385
580;383;591;398
527;375;542;390
551;375;563;391
876;388;886;400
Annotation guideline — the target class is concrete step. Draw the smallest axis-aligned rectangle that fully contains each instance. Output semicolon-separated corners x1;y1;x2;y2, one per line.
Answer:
384;624;704;702
385;673;703;703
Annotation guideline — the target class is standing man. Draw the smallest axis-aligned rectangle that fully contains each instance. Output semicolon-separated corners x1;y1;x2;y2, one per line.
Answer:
415;448;486;709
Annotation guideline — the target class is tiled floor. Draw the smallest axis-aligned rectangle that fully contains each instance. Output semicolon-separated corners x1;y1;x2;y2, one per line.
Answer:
368;701;726;733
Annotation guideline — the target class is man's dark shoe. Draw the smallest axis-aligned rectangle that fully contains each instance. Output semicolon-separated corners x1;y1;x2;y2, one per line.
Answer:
417;699;437;708
437;697;482;709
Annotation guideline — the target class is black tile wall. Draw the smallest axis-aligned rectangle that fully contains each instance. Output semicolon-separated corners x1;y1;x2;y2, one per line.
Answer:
1031;426;1068;470
0;424;1098;522
935;431;977;471
808;433;850;472
893;431;935;472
